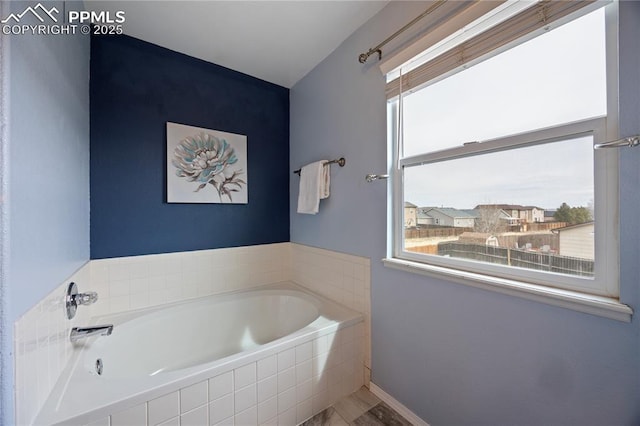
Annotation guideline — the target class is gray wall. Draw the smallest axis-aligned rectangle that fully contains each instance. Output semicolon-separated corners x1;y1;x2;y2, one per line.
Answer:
0;2;90;423
290;2;640;424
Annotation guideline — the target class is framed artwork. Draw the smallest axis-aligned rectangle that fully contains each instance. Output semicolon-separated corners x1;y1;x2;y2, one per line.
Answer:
167;122;248;204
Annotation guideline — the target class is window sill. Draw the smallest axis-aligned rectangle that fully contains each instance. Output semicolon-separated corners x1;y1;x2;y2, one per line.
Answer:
382;257;633;322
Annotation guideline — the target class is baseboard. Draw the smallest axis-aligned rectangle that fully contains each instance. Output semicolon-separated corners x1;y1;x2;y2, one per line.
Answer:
369;382;430;426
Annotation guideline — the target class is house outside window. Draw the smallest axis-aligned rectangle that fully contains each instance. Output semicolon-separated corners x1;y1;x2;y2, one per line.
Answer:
383;1;631;320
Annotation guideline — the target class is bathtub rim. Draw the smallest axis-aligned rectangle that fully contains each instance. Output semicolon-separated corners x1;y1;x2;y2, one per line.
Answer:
35;281;364;425
89;281;327;331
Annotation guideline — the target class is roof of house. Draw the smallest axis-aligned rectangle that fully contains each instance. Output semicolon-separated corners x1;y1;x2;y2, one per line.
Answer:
474;204;544;211
460;209;480;218
404;201;418;208
416;209;432;219
422;207;476;219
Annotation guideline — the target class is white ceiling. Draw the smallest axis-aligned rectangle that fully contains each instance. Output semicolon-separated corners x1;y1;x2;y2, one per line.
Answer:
85;1;389;88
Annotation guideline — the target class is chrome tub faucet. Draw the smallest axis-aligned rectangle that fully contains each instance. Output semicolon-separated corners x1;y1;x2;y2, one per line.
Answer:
70;325;114;343
66;282;99;319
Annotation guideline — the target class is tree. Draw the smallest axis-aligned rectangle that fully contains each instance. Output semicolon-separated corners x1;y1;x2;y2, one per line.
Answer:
475;206;503;234
553;202;593;225
553;202;572;223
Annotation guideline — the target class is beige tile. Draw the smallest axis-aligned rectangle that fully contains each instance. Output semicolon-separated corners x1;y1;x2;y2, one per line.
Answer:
257;355;277;381
296;397;313;424
84;416;110;426
148;391;179;425
351;387;381;408
257;396;277;425
111;403;146;426
328;411;349;426
235;362;257;389
332;387;380;422
234;405;257;426
257;374;277;403
299;407;348;426
209;371;234;401
181;404;209;426
210;393;234;425
234;383;256;414
278;406;297;426
181;380;208;413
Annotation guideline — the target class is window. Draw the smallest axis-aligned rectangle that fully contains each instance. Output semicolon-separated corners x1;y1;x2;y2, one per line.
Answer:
386;1;626;311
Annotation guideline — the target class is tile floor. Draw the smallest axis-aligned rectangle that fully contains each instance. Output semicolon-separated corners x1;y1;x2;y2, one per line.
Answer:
301;387;413;426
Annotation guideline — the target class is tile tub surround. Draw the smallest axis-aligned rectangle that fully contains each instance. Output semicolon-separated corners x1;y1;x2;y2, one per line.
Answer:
14;262;92;426
57;321;365;426
14;242;371;424
88;242;291;317
15;243;289;425
290;244;371;373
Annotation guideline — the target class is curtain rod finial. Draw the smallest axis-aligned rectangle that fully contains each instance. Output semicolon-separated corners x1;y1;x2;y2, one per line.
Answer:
358;49;382;64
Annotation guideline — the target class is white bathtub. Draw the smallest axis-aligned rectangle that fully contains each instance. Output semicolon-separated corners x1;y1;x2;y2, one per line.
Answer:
35;282;364;425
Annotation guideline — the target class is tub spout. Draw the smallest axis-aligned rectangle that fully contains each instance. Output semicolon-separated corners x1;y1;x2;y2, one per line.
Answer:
70;325;114;343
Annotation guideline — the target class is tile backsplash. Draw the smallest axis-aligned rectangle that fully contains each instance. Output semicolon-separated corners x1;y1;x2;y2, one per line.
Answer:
290;243;371;371
14;242;370;425
87;243;290;317
14;263;92;425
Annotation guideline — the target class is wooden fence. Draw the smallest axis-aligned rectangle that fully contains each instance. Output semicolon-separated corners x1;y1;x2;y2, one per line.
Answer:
406;245;439;255
437;242;594;277
405;227;472;239
526;222;567;231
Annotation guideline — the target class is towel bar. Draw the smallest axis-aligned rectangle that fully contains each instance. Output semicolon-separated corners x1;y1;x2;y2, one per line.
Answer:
294;157;345;176
365;174;388;182
594;135;640;149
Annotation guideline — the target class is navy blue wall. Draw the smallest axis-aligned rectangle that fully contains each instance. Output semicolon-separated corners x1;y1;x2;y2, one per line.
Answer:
90;35;289;258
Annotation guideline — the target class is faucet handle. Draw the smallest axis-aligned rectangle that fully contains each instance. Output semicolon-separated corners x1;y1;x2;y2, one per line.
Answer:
76;291;98;305
66;283;99;319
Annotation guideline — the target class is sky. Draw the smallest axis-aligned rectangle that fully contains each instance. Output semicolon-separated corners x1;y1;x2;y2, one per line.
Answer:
398;8;605;210
404;136;594;210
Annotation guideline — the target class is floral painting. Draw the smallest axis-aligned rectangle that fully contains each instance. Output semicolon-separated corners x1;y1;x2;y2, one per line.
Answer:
167;122;248;203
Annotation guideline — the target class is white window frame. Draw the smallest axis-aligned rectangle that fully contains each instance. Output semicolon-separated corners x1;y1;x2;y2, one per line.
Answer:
383;1;633;322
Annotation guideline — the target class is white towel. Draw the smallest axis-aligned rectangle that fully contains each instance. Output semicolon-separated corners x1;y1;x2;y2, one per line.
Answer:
297;160;330;214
